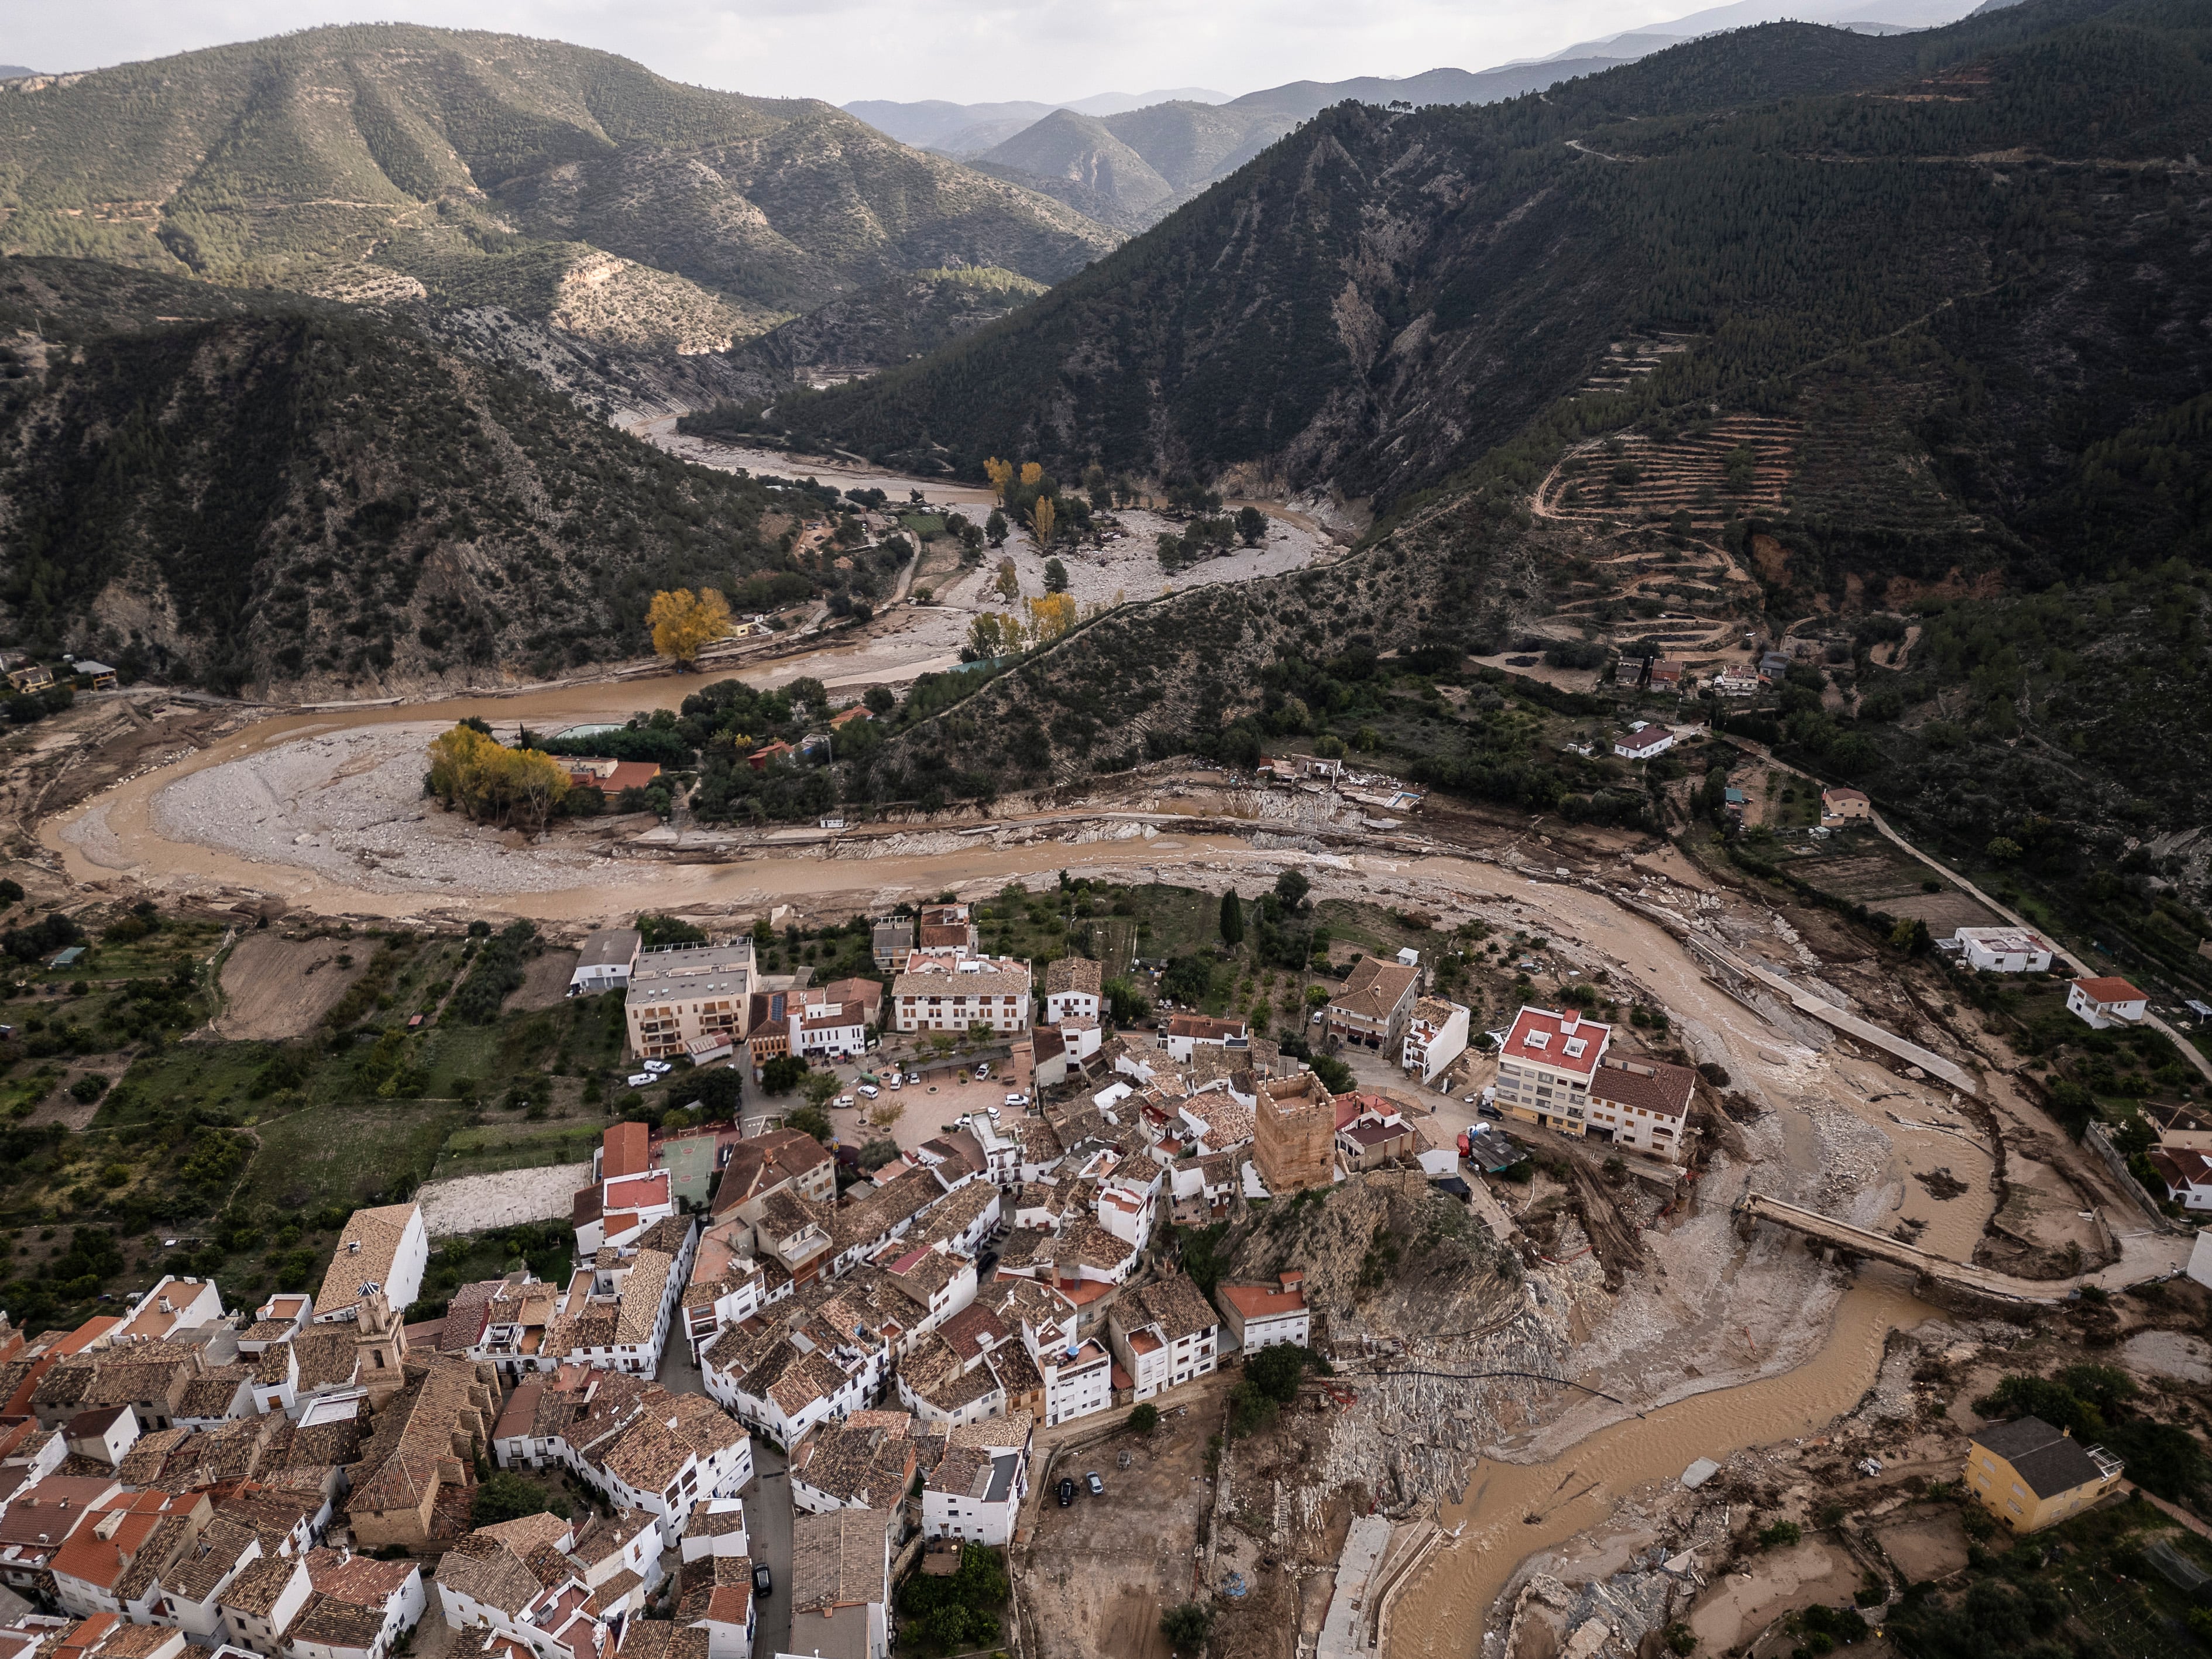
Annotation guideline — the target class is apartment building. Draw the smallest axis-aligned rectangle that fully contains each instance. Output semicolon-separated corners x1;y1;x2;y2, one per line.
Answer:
891;956;1032;1035
625;943;756;1062
1493;1007;1613;1136
1586;1056;1697;1163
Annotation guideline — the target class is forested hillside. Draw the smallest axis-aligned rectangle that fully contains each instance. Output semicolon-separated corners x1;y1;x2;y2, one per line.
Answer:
0;259;827;694
0;25;1115;347
775;0;2211;578
813;0;2212;893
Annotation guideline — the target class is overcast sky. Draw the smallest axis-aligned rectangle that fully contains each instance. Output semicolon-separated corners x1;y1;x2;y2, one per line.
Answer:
5;0;1921;105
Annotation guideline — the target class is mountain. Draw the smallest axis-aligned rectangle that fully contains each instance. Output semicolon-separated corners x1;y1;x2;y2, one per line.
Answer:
0;67;35;80
976;112;1179;226
1217;57;1640;120
0;256;837;695
0;25;1115;351
775;0;2212;520
715;266;1050;400
844;89;1230;149
785;0;2212;860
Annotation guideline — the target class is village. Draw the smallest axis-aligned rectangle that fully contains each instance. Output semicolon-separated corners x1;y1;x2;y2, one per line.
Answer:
2;864;2209;1659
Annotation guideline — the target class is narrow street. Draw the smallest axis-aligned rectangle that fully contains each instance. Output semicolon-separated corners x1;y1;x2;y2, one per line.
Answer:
746;1441;795;1659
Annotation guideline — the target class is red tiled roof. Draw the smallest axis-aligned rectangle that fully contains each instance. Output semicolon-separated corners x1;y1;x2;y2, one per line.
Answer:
603;1122;651;1180
604;1173;670;1211
1502;1007;1610;1077
2073;976;2146;1005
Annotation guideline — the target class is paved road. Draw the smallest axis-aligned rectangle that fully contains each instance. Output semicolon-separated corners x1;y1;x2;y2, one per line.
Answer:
747;1441;794;1659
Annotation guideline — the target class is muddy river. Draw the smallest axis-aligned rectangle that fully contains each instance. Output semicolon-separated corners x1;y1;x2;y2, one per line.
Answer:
1389;1276;1935;1657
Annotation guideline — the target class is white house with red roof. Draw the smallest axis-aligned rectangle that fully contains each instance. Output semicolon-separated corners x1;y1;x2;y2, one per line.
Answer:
1612;723;1674;761
1215;1273;1308;1353
575;1124;677;1255
2067;976;2148;1031
2149;1148;2212;1213
1493;1006;1613;1136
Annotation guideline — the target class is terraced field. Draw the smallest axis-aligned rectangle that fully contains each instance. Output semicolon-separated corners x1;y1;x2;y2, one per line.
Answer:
1536;414;1801;533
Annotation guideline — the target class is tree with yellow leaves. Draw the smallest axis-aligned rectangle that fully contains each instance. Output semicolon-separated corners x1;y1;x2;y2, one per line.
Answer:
647;588;732;667
1019;462;1043;487
1031;495;1056;547
984;457;1015;502
995;559;1021;604
426;724;572;829
1025;592;1077;644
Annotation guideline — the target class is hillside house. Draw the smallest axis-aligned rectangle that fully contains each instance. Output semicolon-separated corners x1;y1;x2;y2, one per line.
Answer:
2067;976;2148;1030
1323;957;1421;1054
1215;1273;1308;1354
1819;787;1871;826
2149;1148;2212;1212
1612;723;1674;761
1964;1416;2122;1532
1952;927;2055;974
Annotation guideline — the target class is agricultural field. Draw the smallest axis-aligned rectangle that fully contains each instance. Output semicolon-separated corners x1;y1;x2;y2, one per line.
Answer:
0;899;713;1338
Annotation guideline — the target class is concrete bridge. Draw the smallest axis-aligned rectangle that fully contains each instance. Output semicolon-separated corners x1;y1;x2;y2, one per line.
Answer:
1738;1191;2078;1308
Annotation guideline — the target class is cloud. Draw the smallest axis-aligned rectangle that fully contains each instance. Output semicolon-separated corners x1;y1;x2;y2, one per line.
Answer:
11;0;1725;104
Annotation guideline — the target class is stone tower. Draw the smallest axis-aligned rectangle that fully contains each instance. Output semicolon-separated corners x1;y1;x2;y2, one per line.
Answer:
354;1289;408;1401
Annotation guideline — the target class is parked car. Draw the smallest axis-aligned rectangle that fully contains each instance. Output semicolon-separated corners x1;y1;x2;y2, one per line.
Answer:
1086;1471;1105;1497
887;1076;902;1090
974;1063;991;1079
1478;1104;1504;1120
834;1093;855;1110
906;1071;922;1084
987;1105;1001;1119
626;1073;654;1088
857;1083;880;1099
1056;1478;1076;1507
1004;1092;1029;1108
642;1059;672;1075
752;1562;772;1595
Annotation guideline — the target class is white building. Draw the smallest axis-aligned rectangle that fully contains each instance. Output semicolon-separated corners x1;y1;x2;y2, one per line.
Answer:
1586;1056;1697;1163
569;929;642;996
1043;957;1102;1026
891;956;1032;1035
1400;997;1469;1084
1036;1338;1113;1428
1103;1273;1218;1402
1953;927;2055;973
312;1205;428;1324
1613;722;1674;760
790;997;870;1060
2067;976;2148;1030
1163;1015;1247;1062
920;1447;1025;1547
2149;1148;2212;1213
1215;1273;1308;1354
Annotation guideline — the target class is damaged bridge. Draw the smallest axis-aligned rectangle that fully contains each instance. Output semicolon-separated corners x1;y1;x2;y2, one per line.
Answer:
1737;1191;2074;1310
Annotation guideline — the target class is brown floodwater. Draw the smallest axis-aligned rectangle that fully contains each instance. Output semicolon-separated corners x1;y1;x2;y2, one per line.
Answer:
1387;1275;1935;1657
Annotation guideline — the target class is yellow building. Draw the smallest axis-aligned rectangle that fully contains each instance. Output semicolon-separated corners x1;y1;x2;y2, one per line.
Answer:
1964;1415;2123;1532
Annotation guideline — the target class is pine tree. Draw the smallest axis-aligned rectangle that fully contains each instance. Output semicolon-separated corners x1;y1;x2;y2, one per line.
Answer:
1218;887;1245;948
